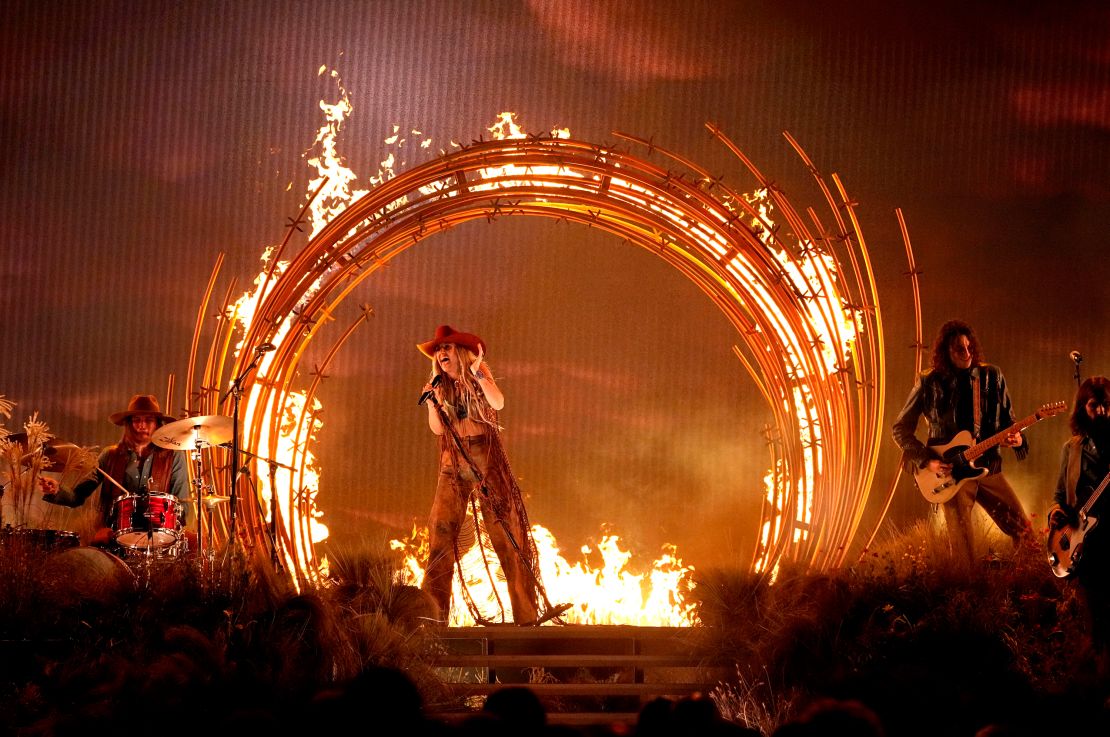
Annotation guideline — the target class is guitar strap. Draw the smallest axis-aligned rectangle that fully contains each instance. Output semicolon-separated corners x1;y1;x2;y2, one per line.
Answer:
971;367;981;440
1065;435;1083;508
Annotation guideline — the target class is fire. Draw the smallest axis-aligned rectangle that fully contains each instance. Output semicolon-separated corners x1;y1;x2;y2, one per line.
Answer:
306;67;369;239
205;70;882;590
391;522;698;627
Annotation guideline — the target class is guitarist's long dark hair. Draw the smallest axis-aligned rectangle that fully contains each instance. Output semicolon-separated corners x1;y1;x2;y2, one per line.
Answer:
1071;376;1110;436
931;319;982;375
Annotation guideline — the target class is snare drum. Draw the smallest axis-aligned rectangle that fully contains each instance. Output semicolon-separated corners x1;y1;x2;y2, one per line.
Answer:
111;493;183;549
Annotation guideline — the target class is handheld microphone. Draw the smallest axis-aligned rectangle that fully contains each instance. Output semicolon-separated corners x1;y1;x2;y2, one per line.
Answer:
256;343;277;353
418;374;443;405
1070;350;1083;364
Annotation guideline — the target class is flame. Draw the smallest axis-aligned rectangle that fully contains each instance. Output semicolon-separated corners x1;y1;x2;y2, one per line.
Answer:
216;83;877;588
305;68;369;239
391;521;698;626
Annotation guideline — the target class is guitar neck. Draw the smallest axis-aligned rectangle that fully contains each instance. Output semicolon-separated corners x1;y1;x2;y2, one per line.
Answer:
963;412;1041;461
1080;470;1110;516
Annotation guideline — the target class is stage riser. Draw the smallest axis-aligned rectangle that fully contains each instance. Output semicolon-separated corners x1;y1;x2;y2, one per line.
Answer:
430;626;724;725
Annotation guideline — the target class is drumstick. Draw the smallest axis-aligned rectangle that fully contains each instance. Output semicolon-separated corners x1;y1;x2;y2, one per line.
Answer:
96;467;130;496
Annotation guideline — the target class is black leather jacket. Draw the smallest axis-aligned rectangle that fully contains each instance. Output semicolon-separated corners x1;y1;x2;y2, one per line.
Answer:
892;363;1028;473
1055;434;1108;509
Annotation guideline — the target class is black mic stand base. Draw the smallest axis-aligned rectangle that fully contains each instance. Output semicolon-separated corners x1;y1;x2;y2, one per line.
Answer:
530;602;573;626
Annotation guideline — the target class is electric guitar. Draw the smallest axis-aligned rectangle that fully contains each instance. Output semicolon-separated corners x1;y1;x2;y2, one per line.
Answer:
914;401;1067;504
1047;469;1110;578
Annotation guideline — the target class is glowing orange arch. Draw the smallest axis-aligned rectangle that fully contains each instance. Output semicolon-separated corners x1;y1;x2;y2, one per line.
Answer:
187;127;897;584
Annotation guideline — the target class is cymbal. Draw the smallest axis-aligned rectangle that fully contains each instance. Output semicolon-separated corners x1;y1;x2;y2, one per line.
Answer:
152;415;233;450
2;431;28;448
189;494;231;508
3;434;86;472
37;442;86;472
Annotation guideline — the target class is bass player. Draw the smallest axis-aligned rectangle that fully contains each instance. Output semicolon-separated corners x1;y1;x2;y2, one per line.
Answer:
1049;376;1110;685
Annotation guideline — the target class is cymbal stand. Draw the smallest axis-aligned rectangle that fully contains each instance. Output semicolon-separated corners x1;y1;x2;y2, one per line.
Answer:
188;439;207;570
424;392;570;626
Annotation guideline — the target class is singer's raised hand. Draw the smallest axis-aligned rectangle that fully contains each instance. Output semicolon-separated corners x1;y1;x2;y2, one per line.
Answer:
470;343;485;377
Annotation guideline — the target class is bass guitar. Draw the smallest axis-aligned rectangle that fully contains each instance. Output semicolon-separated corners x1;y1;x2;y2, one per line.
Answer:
1047;469;1110;579
914;401;1067;504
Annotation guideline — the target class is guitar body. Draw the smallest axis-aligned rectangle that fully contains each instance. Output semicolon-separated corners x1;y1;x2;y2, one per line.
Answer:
1047;513;1099;579
913;431;990;504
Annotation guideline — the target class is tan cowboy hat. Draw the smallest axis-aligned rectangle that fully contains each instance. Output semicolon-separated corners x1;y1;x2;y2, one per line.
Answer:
417;325;485;358
108;394;175;426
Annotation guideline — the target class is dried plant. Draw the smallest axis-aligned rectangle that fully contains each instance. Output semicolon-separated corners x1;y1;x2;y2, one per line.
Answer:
711;665;798;735
691;518;1095;736
0;400;98;531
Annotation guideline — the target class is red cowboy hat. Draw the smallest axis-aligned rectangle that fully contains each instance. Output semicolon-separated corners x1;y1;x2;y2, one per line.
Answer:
417;325;486;358
108;394;175;426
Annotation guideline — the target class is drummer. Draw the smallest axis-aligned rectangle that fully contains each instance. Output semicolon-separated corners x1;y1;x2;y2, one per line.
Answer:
41;394;190;547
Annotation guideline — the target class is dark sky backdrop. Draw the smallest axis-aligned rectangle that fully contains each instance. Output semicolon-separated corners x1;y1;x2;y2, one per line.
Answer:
2;1;1108;569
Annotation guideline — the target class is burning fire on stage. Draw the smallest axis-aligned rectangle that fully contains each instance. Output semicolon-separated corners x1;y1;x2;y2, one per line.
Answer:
17;67;907;625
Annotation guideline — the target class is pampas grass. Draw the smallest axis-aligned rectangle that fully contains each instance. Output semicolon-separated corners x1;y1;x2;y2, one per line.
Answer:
0;538;448;733
697;519;1100;736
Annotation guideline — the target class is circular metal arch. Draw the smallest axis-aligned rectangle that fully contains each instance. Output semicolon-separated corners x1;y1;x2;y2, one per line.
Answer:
187;126;892;585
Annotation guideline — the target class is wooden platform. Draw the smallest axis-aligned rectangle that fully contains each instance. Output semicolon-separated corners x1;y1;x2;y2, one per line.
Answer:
428;625;724;726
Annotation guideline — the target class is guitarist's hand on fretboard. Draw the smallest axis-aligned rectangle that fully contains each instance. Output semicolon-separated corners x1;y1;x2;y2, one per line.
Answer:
1001;430;1024;448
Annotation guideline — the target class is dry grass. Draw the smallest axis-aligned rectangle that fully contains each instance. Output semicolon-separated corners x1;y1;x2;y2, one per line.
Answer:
695;519;1101;736
0;537;447;733
2;508;1106;735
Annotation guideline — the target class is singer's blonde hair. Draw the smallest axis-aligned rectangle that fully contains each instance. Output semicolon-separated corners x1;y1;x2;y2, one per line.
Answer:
429;344;497;428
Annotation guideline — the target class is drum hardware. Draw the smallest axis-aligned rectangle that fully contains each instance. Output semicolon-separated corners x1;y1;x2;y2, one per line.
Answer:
153;415;234;567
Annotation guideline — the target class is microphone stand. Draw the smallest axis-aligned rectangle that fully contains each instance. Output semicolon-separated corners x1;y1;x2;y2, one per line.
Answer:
1073;354;1083;389
219;346;270;542
422;389;571;626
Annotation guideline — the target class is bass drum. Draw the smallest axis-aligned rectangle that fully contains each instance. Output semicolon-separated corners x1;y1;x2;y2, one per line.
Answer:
42;546;136;607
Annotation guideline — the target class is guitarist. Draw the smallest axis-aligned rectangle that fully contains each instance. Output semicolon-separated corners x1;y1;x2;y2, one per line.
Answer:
893;320;1032;565
1049;376;1110;683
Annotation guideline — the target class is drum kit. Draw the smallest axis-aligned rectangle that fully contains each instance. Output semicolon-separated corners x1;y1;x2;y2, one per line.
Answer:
122;413;236;564
1;414;243;573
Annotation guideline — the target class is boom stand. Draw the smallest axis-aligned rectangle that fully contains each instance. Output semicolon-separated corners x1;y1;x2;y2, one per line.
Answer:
228;445;294;569
425;393;571;626
219;345;269;540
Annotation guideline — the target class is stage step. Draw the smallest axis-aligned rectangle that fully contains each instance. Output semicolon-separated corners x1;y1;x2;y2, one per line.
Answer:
428;625;723;726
